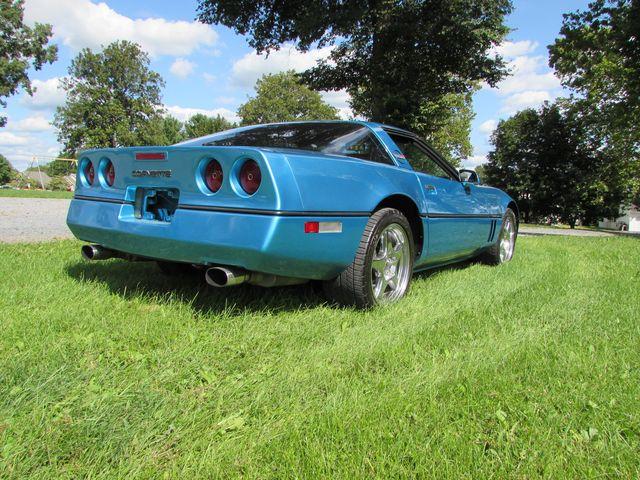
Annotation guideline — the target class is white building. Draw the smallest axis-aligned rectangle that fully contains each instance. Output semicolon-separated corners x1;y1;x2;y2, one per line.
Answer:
599;204;640;232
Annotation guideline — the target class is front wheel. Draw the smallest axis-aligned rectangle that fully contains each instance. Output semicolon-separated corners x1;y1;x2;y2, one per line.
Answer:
323;208;415;308
481;208;518;265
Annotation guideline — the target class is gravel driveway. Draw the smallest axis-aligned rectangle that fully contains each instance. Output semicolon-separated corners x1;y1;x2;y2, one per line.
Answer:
0;197;626;243
0;198;73;243
518;225;616;237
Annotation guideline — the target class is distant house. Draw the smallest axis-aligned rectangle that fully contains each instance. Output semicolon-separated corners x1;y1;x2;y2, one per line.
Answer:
599;205;640;232
21;171;52;189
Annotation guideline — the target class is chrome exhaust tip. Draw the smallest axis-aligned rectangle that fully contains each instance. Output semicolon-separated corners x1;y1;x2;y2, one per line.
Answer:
205;266;249;287
81;244;115;261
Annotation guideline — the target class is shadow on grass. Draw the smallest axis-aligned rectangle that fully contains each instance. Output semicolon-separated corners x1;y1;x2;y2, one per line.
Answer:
65;257;479;315
65;260;328;315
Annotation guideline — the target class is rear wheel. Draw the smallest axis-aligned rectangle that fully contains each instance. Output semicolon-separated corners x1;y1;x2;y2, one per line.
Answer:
323;208;414;308
481;208;517;265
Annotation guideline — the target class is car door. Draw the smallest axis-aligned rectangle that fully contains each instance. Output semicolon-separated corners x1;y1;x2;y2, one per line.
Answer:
385;132;493;264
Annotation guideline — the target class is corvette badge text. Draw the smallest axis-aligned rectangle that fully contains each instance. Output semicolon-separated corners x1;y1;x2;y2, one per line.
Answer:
131;170;172;178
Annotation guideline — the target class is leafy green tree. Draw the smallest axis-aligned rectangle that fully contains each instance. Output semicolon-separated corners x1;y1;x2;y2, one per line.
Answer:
198;0;512;128
184;113;235;139
48;176;69;191
238;71;338;125
0;0;57;127
484;103;626;227
412;92;475;167
46;158;74;176
139;115;186;145
159;116;186;144
53;41;165;155
0;154;16;183
549;0;639;204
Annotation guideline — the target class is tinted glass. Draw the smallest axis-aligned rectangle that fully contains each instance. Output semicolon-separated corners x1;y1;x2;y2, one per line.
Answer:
389;134;453;179
198;123;391;164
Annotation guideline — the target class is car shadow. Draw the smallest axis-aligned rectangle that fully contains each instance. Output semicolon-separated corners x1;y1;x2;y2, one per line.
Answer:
65;259;328;315
413;258;479;280
65;257;481;315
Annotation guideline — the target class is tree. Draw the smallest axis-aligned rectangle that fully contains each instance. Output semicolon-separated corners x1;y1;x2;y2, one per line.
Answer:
237;71;339;125
197;0;512;129
159;116;186;144
184;113;235;139
0;0;57;127
139;115;186;146
484;103;627;227
0;154;16;184
549;0;640;203
47;158;75;177
411;92;475;167
53;41;165;155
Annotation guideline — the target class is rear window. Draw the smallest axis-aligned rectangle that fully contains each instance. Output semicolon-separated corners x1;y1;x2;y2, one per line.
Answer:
193;123;392;164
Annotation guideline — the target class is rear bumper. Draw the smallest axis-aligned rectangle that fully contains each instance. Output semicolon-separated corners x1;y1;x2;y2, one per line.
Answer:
66;198;367;280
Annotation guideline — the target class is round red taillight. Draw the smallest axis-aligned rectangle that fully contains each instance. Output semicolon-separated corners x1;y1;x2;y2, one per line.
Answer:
204;159;223;192
105;160;115;187
239;160;261;195
84;161;95;185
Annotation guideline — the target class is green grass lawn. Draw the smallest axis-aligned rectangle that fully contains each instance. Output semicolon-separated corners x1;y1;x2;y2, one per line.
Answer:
1;237;639;478
0;189;73;199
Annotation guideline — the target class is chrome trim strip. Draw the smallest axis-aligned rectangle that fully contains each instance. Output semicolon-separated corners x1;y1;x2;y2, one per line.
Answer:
74;195;129;205
421;212;503;219
177;204;371;217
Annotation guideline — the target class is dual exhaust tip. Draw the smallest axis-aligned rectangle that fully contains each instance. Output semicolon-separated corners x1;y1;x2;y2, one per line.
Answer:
81;244;116;261
81;244;306;288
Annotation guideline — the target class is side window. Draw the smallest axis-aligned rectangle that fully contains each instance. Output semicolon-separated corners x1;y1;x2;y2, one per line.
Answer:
388;134;453;179
339;133;392;165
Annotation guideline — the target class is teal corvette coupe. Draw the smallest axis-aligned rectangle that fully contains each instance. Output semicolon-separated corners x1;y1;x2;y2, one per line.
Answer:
67;121;518;308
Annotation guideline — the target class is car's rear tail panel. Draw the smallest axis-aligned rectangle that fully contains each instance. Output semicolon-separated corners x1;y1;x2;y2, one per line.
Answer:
67;146;368;279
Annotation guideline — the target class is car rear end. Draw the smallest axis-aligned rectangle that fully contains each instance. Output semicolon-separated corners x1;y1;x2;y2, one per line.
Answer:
67;146;368;280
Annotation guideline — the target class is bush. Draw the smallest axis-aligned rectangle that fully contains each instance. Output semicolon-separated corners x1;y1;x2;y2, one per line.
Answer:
49;176;69;191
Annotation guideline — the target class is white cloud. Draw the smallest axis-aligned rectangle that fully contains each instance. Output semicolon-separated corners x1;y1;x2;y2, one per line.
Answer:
170;58;196;78
20;77;66;110
213;96;238;106
462;155;488;169
165;105;240;124
202;73;217;83
495;55;561;95
232;44;333;88
501;90;552;114
24;0;218;57
0;132;31;146
6;115;53;132
484;44;563;114
320;90;353;119
492;40;538;58
478;119;498;136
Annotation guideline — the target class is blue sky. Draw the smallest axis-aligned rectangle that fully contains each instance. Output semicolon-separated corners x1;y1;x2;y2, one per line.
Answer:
2;0;590;171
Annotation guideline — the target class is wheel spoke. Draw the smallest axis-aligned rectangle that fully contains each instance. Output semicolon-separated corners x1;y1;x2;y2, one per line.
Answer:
385;231;395;258
387;278;397;291
372;258;386;274
374;276;388;298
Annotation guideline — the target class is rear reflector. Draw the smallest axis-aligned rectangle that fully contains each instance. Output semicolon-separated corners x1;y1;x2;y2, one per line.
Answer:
304;221;342;234
304;221;319;233
136;152;166;160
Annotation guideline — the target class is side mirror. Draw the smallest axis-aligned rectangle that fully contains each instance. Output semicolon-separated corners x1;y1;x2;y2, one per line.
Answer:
459;168;481;185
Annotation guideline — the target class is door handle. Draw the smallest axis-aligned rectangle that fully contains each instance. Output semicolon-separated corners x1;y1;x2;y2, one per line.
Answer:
424;184;437;194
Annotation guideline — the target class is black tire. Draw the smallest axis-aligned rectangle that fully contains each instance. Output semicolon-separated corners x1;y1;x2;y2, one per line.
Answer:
480;208;518;265
157;261;198;276
323;208;415;308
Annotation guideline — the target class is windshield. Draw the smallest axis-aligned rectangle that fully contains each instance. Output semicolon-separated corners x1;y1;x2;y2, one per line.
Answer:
187;123;392;164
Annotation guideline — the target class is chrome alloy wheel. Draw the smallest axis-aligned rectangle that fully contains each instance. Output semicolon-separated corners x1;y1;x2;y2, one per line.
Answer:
371;223;412;303
499;215;516;262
